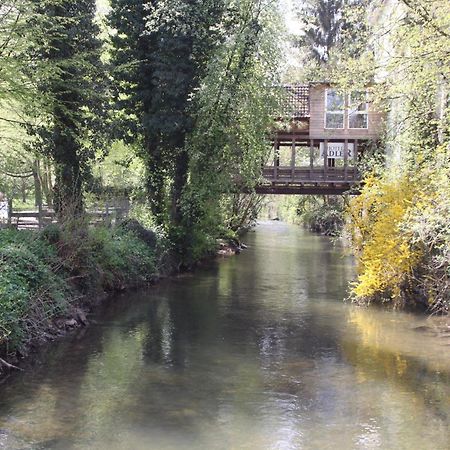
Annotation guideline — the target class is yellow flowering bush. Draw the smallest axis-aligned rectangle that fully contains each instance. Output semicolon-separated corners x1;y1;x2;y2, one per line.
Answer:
347;174;422;306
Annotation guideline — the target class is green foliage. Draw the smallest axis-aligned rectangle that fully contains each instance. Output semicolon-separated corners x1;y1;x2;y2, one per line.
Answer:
260;195;345;236
403;148;450;313
296;0;371;67
0;1;33;104
0;229;70;348
109;0;227;225
90;141;145;198
87;226;156;290
297;0;344;64
0;223;157;353
26;0;108;217
343;0;450;312
175;0;282;262
110;0;283;263
300;196;345;236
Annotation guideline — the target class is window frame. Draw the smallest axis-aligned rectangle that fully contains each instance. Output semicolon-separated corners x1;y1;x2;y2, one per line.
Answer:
324;88;345;130
347;91;369;130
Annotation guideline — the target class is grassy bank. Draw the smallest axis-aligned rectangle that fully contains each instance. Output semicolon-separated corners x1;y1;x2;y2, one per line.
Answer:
0;220;161;369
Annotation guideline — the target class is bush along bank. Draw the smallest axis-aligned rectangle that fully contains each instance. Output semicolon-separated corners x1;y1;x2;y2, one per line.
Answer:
346;172;450;314
297;196;345;237
0;219;161;373
0;219;246;374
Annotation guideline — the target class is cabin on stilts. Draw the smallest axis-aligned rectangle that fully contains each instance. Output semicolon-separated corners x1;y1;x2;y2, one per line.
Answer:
256;83;384;195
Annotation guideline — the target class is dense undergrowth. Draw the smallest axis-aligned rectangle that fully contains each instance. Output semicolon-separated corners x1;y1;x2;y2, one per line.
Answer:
262;195;345;236
347;158;450;314
299;197;345;236
0;220;158;357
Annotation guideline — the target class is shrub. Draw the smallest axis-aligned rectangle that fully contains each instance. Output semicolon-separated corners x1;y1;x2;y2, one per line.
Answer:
0;231;70;349
0;220;158;354
88;226;156;289
297;196;345;236
346;173;432;309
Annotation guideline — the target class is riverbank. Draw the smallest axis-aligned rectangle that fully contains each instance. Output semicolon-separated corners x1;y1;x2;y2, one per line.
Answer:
0;220;242;376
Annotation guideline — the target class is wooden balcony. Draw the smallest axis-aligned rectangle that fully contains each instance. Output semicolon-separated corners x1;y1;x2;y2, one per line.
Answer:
262;166;359;182
256;166;360;195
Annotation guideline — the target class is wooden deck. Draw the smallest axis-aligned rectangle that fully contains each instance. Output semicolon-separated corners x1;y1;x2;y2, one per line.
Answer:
256;166;360;195
254;135;362;195
1;200;131;230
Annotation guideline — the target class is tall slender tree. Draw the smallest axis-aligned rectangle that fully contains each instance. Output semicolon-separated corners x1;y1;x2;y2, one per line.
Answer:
297;0;370;64
109;0;226;227
298;0;344;64
28;0;106;219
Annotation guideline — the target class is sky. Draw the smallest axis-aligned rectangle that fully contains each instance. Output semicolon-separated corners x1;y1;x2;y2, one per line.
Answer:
280;0;303;36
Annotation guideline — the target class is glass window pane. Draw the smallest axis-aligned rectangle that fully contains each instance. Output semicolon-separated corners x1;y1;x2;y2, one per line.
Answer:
350;91;368;111
326;90;344;111
326;113;344;128
349;112;368;128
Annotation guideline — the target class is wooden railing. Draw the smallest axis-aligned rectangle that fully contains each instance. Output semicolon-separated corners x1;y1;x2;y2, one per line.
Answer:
262;166;359;183
0;200;131;230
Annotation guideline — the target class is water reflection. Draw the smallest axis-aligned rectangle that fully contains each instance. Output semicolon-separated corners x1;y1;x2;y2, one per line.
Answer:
0;222;448;449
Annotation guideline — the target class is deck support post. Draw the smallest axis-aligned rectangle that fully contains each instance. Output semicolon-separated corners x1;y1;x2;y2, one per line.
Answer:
353;139;358;181
291;139;296;181
273;138;279;181
310;139;314;180
344;139;348;181
7;199;12;227
323;139;328;181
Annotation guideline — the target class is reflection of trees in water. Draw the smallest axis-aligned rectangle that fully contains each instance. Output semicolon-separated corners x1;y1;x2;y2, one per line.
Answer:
342;308;450;425
214;225;353;415
0;320;111;445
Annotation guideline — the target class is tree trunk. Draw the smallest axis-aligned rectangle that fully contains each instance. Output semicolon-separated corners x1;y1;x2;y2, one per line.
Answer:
41;158;53;208
33;160;43;211
52;124;84;220
21;179;26;203
171;144;189;226
144;133;167;226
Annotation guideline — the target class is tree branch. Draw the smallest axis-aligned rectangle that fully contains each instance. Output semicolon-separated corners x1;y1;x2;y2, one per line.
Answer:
0;357;23;372
400;0;450;38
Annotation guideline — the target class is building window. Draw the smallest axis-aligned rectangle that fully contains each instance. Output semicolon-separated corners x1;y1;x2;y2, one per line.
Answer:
348;91;368;129
325;89;345;129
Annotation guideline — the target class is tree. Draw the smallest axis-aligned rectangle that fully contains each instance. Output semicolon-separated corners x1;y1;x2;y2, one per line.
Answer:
296;0;371;65
297;0;344;64
109;0;226;227
343;0;450;311
0;1;31;105
177;0;281;260
110;0;282;261
27;0;107;219
0;1;51;208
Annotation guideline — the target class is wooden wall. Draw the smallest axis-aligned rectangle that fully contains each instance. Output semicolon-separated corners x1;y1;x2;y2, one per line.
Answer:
309;84;384;140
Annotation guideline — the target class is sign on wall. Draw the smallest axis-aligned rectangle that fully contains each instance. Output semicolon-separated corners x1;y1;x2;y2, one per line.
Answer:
320;142;354;159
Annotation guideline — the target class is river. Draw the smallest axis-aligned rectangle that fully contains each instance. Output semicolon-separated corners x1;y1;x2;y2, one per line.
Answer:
0;222;449;449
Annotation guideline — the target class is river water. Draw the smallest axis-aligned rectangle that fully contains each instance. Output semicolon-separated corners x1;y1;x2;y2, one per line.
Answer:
0;222;449;450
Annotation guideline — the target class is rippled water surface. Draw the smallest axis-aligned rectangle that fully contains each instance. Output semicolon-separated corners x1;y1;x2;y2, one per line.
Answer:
0;222;449;449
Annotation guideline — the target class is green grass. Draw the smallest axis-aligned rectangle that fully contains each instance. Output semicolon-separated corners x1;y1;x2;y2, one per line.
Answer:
0;222;157;353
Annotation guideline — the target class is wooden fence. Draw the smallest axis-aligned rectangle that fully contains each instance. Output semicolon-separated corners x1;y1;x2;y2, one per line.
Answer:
0;199;131;230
